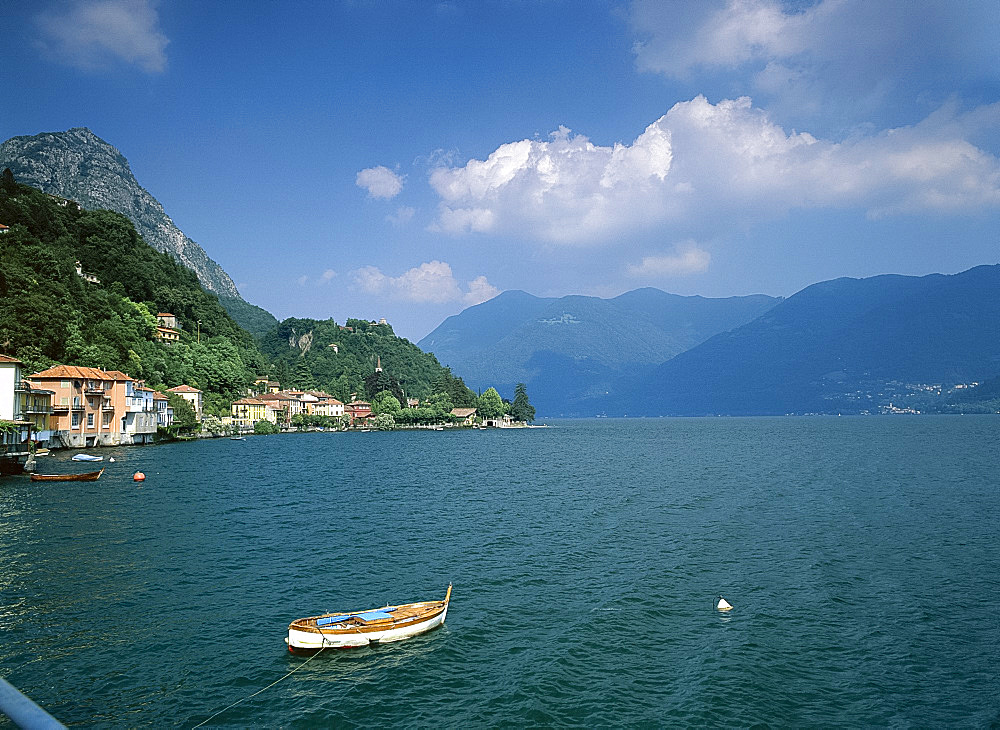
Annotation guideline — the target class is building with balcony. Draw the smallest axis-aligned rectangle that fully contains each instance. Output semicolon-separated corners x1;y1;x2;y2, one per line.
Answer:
152;391;173;429
120;382;157;444
27;365;134;448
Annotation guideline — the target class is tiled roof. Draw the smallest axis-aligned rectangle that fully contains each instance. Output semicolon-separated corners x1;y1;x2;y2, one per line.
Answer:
232;398;266;405
451;407;477;417
156;313;175;317
31;364;113;380
0;354;22;364
104;370;133;381
168;384;202;393
152;392;168;400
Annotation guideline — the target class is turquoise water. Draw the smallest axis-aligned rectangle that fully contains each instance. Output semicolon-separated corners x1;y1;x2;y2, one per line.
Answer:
2;417;999;727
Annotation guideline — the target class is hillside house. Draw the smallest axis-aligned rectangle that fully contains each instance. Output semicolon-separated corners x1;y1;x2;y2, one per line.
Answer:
167;384;203;420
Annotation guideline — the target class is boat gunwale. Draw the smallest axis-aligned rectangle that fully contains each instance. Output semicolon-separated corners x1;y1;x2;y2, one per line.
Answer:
290;602;447;635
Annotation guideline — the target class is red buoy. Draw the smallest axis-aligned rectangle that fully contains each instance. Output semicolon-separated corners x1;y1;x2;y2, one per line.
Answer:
133;472;146;482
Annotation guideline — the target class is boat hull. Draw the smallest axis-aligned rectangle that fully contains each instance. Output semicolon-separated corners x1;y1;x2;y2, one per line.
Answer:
287;588;451;652
30;468;104;482
287;605;447;652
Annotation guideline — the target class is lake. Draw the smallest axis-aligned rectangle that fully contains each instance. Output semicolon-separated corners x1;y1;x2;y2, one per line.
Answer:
1;417;999;727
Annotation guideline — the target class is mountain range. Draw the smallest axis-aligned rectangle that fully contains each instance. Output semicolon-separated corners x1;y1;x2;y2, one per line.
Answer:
0;128;277;336
419;288;780;413
601;265;1000;416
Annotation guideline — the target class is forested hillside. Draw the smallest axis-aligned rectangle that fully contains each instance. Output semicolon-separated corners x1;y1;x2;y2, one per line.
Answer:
0;174;267;410
258;316;477;406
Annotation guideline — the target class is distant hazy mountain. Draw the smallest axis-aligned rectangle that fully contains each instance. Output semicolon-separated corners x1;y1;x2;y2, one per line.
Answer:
418;288;780;413
0;127;277;335
604;265;1000;416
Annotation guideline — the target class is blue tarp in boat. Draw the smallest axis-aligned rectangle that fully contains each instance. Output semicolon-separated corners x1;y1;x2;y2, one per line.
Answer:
317;609;395;626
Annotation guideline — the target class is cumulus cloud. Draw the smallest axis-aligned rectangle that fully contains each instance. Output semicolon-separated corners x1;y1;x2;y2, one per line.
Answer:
351;261;499;305
464;275;501;305
429;123;673;242
320;269;336;282
356;166;404;199
427;96;1000;243
35;0;168;73
628;243;711;277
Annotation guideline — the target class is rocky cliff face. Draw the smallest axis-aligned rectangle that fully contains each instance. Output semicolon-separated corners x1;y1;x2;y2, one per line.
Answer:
0;127;242;300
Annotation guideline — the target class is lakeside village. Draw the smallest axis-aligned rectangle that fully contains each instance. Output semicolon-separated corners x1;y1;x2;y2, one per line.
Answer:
0;321;535;476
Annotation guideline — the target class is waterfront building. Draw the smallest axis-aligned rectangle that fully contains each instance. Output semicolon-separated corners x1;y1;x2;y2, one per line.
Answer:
27;365;131;448
345;400;372;425
450;407;477;426
152;391;173;428
0;355;33;472
231;397;268;429
120;381;157;444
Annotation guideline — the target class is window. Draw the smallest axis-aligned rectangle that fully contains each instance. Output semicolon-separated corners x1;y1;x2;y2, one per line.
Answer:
73;396;80;407
72;413;80;428
61;397;69;406
61;380;70;388
102;412;112;427
87;413;94;428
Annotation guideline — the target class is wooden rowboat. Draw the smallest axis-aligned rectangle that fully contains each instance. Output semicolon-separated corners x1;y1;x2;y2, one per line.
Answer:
286;584;451;652
30;468;104;482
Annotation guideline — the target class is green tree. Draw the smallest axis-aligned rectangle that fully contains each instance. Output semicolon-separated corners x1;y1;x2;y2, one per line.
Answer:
371;390;401;416
477;387;504;420
1;168;15;195
167;393;199;432
372;413;396;430
511;382;536;423
254;419;279;435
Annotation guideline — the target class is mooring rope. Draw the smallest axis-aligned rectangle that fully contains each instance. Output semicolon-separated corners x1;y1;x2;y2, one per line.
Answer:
191;631;329;729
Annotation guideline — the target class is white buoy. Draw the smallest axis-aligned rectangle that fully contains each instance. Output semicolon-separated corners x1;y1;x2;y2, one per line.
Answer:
109;457;115;462
716;596;733;611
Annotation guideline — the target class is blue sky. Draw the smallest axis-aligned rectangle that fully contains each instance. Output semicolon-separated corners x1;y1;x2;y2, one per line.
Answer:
3;0;999;340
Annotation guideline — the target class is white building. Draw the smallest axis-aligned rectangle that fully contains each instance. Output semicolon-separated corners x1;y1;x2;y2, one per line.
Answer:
121;382;157;444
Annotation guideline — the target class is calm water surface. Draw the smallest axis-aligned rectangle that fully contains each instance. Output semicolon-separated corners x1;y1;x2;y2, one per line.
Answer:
1;417;999;727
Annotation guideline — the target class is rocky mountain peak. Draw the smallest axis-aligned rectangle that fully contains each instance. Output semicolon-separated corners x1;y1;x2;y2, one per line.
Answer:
0;128;242;300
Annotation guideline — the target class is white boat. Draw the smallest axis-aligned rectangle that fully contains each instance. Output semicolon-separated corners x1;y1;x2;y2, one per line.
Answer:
286;584;451;652
230;437;246;441
71;454;103;462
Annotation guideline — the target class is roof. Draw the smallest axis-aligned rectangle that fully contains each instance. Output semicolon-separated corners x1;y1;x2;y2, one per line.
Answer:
0;354;22;364
152;392;168;401
451;407;477;417
156;313;175;317
232;398;266;405
0;224;9;230
168;384;202;393
103;370;132;381
30;364;120;380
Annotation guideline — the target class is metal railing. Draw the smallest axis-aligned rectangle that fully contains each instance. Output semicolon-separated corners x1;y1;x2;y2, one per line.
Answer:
0;677;65;729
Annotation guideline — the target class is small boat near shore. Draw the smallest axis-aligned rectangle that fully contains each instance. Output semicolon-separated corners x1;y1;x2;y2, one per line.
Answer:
31;468;104;482
286;584;451;652
230;436;246;441
71;454;103;462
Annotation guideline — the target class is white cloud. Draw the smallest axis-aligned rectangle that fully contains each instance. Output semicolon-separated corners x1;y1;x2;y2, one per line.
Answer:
35;0;168;73
627;243;711;277
351;261;499;305
427;96;1000;244
464;275;501;305
297;275;309;286
320;269;336;282
429;122;673;242
627;1;999;127
356;166;404;199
